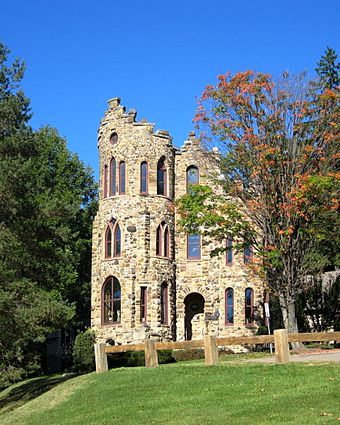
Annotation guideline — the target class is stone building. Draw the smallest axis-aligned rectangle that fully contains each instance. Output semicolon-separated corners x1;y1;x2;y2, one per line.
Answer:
91;98;264;344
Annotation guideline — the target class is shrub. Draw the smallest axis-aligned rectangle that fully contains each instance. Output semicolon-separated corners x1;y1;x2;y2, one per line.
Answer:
72;329;96;372
172;349;205;362
108;349;175;368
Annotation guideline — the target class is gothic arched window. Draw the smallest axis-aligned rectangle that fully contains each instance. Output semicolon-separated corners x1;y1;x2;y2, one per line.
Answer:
186;165;199;193
109;158;116;196
156;222;170;257
140;161;148;194
105;219;121;258
157;156;167;196
102;277;121;324
119;161;126;194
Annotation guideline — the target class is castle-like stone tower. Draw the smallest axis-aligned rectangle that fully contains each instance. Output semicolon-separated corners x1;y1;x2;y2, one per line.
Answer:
91;98;263;344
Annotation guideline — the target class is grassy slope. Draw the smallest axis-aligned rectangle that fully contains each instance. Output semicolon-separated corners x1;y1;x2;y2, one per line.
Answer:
0;362;339;425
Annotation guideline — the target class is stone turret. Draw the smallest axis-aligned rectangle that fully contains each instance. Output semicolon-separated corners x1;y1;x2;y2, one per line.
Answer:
91;98;176;344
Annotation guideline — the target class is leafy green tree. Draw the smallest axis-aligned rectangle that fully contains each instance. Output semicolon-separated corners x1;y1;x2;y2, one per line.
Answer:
315;47;340;90
0;42;97;387
177;71;339;336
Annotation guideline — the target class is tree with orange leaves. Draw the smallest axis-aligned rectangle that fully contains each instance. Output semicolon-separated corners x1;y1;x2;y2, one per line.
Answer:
177;69;339;334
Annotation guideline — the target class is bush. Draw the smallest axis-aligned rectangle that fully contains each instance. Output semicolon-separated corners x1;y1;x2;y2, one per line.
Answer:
108;349;175;368
72;329;96;372
172;349;205;362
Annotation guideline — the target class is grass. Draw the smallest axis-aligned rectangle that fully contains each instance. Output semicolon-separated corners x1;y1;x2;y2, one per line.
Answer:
0;362;339;425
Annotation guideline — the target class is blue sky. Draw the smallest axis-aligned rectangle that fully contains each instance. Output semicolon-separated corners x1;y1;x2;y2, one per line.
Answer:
2;0;339;179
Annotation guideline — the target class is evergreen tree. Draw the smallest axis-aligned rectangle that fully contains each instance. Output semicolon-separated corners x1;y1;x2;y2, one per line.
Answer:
0;42;97;388
315;46;340;90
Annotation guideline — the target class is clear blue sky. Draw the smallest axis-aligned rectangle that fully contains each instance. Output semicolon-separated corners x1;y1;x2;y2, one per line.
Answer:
2;0;339;179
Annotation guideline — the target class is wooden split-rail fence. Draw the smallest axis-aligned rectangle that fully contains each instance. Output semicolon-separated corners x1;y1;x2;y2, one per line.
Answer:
94;329;340;373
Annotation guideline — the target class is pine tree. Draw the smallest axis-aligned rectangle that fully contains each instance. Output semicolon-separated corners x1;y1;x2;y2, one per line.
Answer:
315;46;340;90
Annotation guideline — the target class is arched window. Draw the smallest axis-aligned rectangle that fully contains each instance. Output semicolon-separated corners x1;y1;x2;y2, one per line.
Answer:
105;226;112;257
140;161;148;194
156;222;170;257
161;283;169;325
186;165;199;193
110;132;118;145
244;245;253;263
225;288;234;325
187;234;201;259
103;164;108;198
157;157;167;196
245;288;254;325
119;161;126;194
109;158;116;196
102;276;121;324
226;237;233;265
105;219;121;258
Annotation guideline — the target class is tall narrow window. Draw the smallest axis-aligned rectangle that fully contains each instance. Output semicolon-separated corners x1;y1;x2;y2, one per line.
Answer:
226;238;233;265
102;276;121;324
161;283;169;325
187;234;201;259
164;226;169;258
244;245;253;263
186;165;199;193
157;157;167;196
225;288;234;325
156;222;170;257
114;224;121;257
103;165;108;198
109;158;116;196
140;161;148;194
140;287;147;324
245;288;254;325
105;227;112;258
105;219;121;258
119;161;126;194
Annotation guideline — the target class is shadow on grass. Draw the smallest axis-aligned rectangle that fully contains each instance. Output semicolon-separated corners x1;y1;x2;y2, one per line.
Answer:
0;373;80;413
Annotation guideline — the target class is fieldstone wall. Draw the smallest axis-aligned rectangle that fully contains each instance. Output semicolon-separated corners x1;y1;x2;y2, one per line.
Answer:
91;98;264;345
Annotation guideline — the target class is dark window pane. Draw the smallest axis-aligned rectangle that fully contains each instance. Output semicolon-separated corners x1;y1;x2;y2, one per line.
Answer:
227;238;233;264
110;158;116;196
140;162;148;194
115;225;121;256
119;161;126;194
157;157;166;196
226;288;234;324
106;227;112;258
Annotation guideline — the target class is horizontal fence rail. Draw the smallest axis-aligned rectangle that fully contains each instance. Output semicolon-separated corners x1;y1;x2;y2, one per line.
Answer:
94;330;340;373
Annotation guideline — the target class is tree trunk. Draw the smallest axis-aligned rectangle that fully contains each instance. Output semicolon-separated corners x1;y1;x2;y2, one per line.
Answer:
279;294;304;349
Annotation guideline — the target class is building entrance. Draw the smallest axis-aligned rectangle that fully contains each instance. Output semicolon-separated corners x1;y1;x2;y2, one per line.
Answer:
184;293;205;340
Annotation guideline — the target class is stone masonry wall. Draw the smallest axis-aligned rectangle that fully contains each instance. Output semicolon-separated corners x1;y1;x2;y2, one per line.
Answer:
91;98;264;345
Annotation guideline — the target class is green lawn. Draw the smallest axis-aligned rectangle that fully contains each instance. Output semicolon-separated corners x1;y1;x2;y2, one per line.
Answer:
0;362;339;425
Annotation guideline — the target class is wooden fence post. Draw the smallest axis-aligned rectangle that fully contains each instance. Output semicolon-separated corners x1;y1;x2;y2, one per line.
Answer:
274;329;290;364
94;343;108;373
204;335;219;366
144;339;158;368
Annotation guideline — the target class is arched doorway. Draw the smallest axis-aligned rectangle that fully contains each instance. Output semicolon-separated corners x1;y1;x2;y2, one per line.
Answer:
184;293;205;340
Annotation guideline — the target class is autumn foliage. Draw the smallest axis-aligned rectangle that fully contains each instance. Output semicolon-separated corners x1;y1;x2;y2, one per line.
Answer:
179;70;339;332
